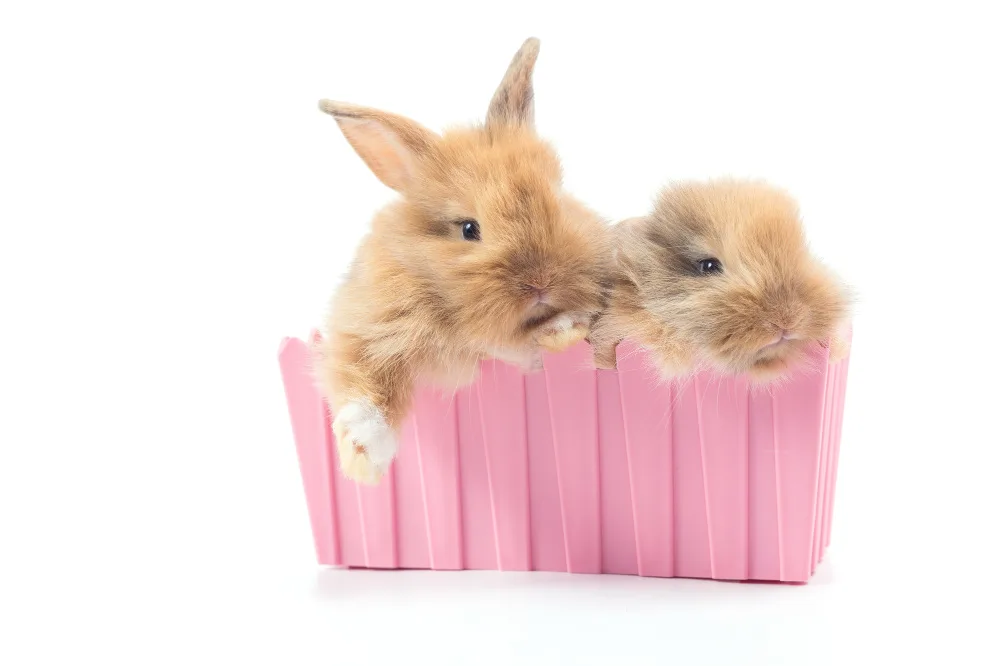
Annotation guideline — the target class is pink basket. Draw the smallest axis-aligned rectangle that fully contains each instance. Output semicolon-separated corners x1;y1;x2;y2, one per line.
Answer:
278;332;850;583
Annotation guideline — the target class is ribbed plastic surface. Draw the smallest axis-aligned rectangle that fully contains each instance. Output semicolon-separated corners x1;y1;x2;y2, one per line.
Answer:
278;334;850;582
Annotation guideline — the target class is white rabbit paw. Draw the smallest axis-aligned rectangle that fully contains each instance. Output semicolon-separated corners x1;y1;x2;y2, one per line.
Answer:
536;312;590;352
488;346;544;372
332;400;398;485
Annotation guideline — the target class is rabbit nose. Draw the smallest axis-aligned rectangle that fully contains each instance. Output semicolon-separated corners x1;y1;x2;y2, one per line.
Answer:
761;329;796;351
771;326;798;340
526;285;550;304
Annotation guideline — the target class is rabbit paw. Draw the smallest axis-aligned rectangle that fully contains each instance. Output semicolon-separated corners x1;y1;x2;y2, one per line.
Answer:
829;332;851;363
488;346;544;372
536;313;590;352
332;400;398;485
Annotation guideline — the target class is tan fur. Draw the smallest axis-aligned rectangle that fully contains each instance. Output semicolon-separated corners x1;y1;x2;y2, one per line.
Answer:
314;38;612;458
590;180;849;382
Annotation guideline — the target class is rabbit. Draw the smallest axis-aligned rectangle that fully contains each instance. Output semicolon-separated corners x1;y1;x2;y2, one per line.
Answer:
589;179;850;381
314;38;612;484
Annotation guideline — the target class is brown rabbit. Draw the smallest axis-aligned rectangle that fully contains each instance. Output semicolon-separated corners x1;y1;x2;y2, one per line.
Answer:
590;179;850;381
314;38;612;484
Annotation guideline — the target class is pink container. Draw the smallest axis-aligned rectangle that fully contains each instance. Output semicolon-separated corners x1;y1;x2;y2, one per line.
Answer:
278;332;851;583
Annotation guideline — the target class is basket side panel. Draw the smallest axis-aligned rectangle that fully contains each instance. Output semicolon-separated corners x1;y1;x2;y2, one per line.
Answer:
672;379;712;579
352;469;399;569
693;374;751;581
769;346;830;581
748;389;780;581
395;388;464;570
616;343;674;578
541;343;601;574
596;370;639;575
824;352;851;549
526;370;568;573
278;337;340;566
814;356;844;570
461;360;532;570
395;415;431;569
457;386;497;569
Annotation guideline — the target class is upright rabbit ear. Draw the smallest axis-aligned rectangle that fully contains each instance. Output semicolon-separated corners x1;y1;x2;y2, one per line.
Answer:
318;100;439;192
486;37;541;129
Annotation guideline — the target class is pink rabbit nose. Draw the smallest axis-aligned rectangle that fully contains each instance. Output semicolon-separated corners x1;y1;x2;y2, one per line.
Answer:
528;286;550;305
761;329;794;351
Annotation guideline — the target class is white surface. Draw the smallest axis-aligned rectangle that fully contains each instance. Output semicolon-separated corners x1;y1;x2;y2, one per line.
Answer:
1;1;997;664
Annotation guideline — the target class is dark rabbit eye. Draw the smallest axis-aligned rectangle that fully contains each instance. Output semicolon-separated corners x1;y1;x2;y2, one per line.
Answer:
698;258;722;274
459;220;481;241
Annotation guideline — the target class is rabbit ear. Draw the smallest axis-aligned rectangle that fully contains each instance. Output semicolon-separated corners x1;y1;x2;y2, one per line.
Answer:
318;100;439;192
614;217;654;283
613;217;647;257
486;37;540;129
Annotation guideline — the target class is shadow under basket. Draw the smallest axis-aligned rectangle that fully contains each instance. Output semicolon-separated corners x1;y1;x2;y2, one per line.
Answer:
278;331;851;583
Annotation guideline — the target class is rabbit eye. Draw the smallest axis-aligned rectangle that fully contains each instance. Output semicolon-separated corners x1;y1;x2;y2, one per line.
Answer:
459;220;481;242
697;258;722;274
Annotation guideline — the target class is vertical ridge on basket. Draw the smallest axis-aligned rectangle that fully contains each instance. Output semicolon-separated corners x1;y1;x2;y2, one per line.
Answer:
396;407;431;569
820;356;842;563
823;361;843;553
595;369;638;575
457;382;496;569
748;390;780;581
615;343;674;578
278;337;340;566
812;363;834;571
745;390;752;579
550;389;571;571
770;346;830;581
771;397;785;580
691;376;717;578
693;374;751;580
827;361;845;548
818;363;837;554
354;465;399;568
413;415;435;568
673;375;712;579
622;392;643;574
405;389;463;570
525;370;567;573
822;361;838;560
451;401;466;569
825;351;851;549
354;484;369;566
477;381;503;568
541;343;601;574
474;360;532;571
820;366;835;565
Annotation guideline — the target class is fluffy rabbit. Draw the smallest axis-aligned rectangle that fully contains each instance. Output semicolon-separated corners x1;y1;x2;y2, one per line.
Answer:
314;38;612;484
590;179;849;381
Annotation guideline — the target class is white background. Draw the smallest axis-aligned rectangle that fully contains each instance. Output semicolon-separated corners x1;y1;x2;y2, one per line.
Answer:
2;1;998;664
